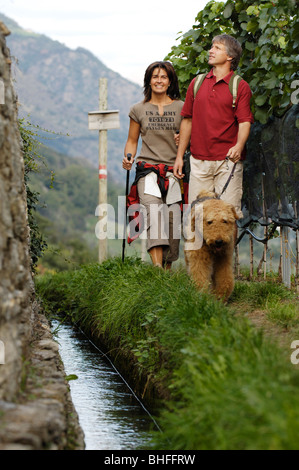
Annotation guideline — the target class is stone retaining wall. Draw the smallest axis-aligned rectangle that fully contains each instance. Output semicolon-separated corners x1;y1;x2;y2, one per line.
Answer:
0;21;84;450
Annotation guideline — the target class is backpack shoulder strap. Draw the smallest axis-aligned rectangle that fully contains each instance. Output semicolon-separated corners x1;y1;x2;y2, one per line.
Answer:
229;73;243;108
193;71;243;108
193;73;208;98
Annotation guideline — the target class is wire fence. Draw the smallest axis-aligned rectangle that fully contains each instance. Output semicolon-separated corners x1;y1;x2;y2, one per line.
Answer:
236;104;299;288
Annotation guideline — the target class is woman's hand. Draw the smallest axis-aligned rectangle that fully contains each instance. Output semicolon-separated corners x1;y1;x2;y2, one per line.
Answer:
122;154;134;170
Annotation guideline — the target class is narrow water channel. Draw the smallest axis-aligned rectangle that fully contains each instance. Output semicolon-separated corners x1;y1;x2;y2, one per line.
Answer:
52;321;153;450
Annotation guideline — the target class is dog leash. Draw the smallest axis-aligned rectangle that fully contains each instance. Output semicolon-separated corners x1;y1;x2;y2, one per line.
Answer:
190;157;236;209
218;157;236;197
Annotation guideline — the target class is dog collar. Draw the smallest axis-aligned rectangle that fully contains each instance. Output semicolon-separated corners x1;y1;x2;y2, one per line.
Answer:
190;195;218;209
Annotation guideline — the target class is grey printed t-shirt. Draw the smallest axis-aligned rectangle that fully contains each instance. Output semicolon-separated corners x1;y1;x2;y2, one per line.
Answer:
129;100;184;166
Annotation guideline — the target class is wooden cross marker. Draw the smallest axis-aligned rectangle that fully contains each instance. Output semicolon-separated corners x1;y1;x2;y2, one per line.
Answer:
88;78;120;263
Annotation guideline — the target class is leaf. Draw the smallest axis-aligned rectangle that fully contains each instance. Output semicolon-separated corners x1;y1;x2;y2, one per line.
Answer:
278;36;287;49
247;19;259;34
65;374;78;381
245;41;256;51
255;107;269;124
223;3;234;18
259;18;269;31
278;93;291;108
255;94;268;106
262;75;279;89
246;5;259;16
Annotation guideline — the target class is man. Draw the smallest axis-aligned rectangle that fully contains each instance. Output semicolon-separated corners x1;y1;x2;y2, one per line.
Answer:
173;34;254;218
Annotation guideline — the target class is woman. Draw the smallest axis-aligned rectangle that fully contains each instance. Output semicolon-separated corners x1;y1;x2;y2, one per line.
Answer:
123;61;184;268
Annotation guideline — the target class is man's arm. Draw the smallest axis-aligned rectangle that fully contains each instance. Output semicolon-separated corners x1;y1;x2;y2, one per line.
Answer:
227;121;251;163
173;118;192;179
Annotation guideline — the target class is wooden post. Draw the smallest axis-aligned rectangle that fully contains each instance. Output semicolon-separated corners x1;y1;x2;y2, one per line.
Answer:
88;78;120;263
249;234;254;279
234;244;240;278
296;226;299;292
256;172;267;279
295;202;299;293
141;237;147;261
98;78;108;263
281;226;291;288
262;173;267;280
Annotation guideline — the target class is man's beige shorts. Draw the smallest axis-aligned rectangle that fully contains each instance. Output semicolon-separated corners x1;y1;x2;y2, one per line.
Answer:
188;156;244;218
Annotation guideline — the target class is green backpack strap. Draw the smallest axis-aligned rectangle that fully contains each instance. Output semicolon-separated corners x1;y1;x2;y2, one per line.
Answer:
193;71;243;108
229;73;242;108
193;73;208;97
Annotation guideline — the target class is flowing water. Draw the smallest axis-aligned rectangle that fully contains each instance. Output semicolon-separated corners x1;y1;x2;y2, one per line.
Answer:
52;321;153;450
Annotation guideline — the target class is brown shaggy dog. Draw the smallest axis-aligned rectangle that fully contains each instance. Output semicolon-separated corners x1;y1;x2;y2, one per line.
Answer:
184;190;239;301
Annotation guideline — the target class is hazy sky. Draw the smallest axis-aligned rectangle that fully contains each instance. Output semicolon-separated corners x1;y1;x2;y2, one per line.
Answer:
0;0;209;85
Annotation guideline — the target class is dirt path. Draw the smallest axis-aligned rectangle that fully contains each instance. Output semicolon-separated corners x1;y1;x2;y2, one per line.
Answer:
230;295;299;366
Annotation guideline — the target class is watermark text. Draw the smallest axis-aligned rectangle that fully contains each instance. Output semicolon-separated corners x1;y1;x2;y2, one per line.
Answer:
94;198;203;250
291;80;299;105
290;340;299;365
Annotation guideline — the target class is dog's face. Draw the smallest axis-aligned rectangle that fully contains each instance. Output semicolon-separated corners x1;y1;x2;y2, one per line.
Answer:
202;199;238;252
184;191;239;253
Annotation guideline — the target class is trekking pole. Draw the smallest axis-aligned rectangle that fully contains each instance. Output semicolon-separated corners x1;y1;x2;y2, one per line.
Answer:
175;130;185;203
122;153;132;262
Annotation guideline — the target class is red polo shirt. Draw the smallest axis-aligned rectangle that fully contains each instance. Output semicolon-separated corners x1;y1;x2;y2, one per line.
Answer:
181;69;254;160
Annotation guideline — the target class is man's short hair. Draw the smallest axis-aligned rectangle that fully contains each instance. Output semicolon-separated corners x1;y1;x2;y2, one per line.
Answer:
213;34;242;70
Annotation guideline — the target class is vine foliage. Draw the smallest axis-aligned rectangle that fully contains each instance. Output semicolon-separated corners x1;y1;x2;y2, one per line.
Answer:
165;0;298;124
19;118;49;270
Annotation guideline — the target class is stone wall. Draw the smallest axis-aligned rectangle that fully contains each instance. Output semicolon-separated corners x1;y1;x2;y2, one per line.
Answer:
0;20;33;402
0;22;84;450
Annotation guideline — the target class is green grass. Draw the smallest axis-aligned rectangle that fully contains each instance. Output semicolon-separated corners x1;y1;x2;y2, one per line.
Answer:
267;301;298;328
36;257;299;450
231;279;294;308
231;279;299;330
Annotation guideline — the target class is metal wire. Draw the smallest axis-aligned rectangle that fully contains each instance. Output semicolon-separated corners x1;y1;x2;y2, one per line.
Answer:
73;322;163;435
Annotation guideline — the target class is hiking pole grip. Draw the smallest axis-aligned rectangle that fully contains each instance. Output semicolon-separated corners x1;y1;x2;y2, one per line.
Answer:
125;153;132;197
122;153;132;262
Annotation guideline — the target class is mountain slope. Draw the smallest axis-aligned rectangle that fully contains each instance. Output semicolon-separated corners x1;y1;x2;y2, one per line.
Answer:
1;13;143;183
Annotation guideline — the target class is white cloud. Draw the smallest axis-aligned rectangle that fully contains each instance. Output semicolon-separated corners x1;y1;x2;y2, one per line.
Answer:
0;0;209;85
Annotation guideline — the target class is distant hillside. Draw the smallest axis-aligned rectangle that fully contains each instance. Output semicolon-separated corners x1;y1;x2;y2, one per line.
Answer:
1;13;143;183
29;143;123;239
28;143;139;270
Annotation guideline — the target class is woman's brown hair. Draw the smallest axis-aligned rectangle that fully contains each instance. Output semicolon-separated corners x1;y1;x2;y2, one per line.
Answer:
143;61;181;102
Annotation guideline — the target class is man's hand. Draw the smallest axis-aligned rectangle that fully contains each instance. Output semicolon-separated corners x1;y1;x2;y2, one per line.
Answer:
226;143;243;163
227;122;251;163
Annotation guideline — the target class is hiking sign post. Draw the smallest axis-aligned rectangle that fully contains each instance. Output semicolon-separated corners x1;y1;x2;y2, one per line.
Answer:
88;78;120;263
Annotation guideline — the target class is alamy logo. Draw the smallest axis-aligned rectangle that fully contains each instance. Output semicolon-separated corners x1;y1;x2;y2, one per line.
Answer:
94;198;204;250
0;340;5;364
290;340;299;365
291;80;299;105
0;78;4;104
